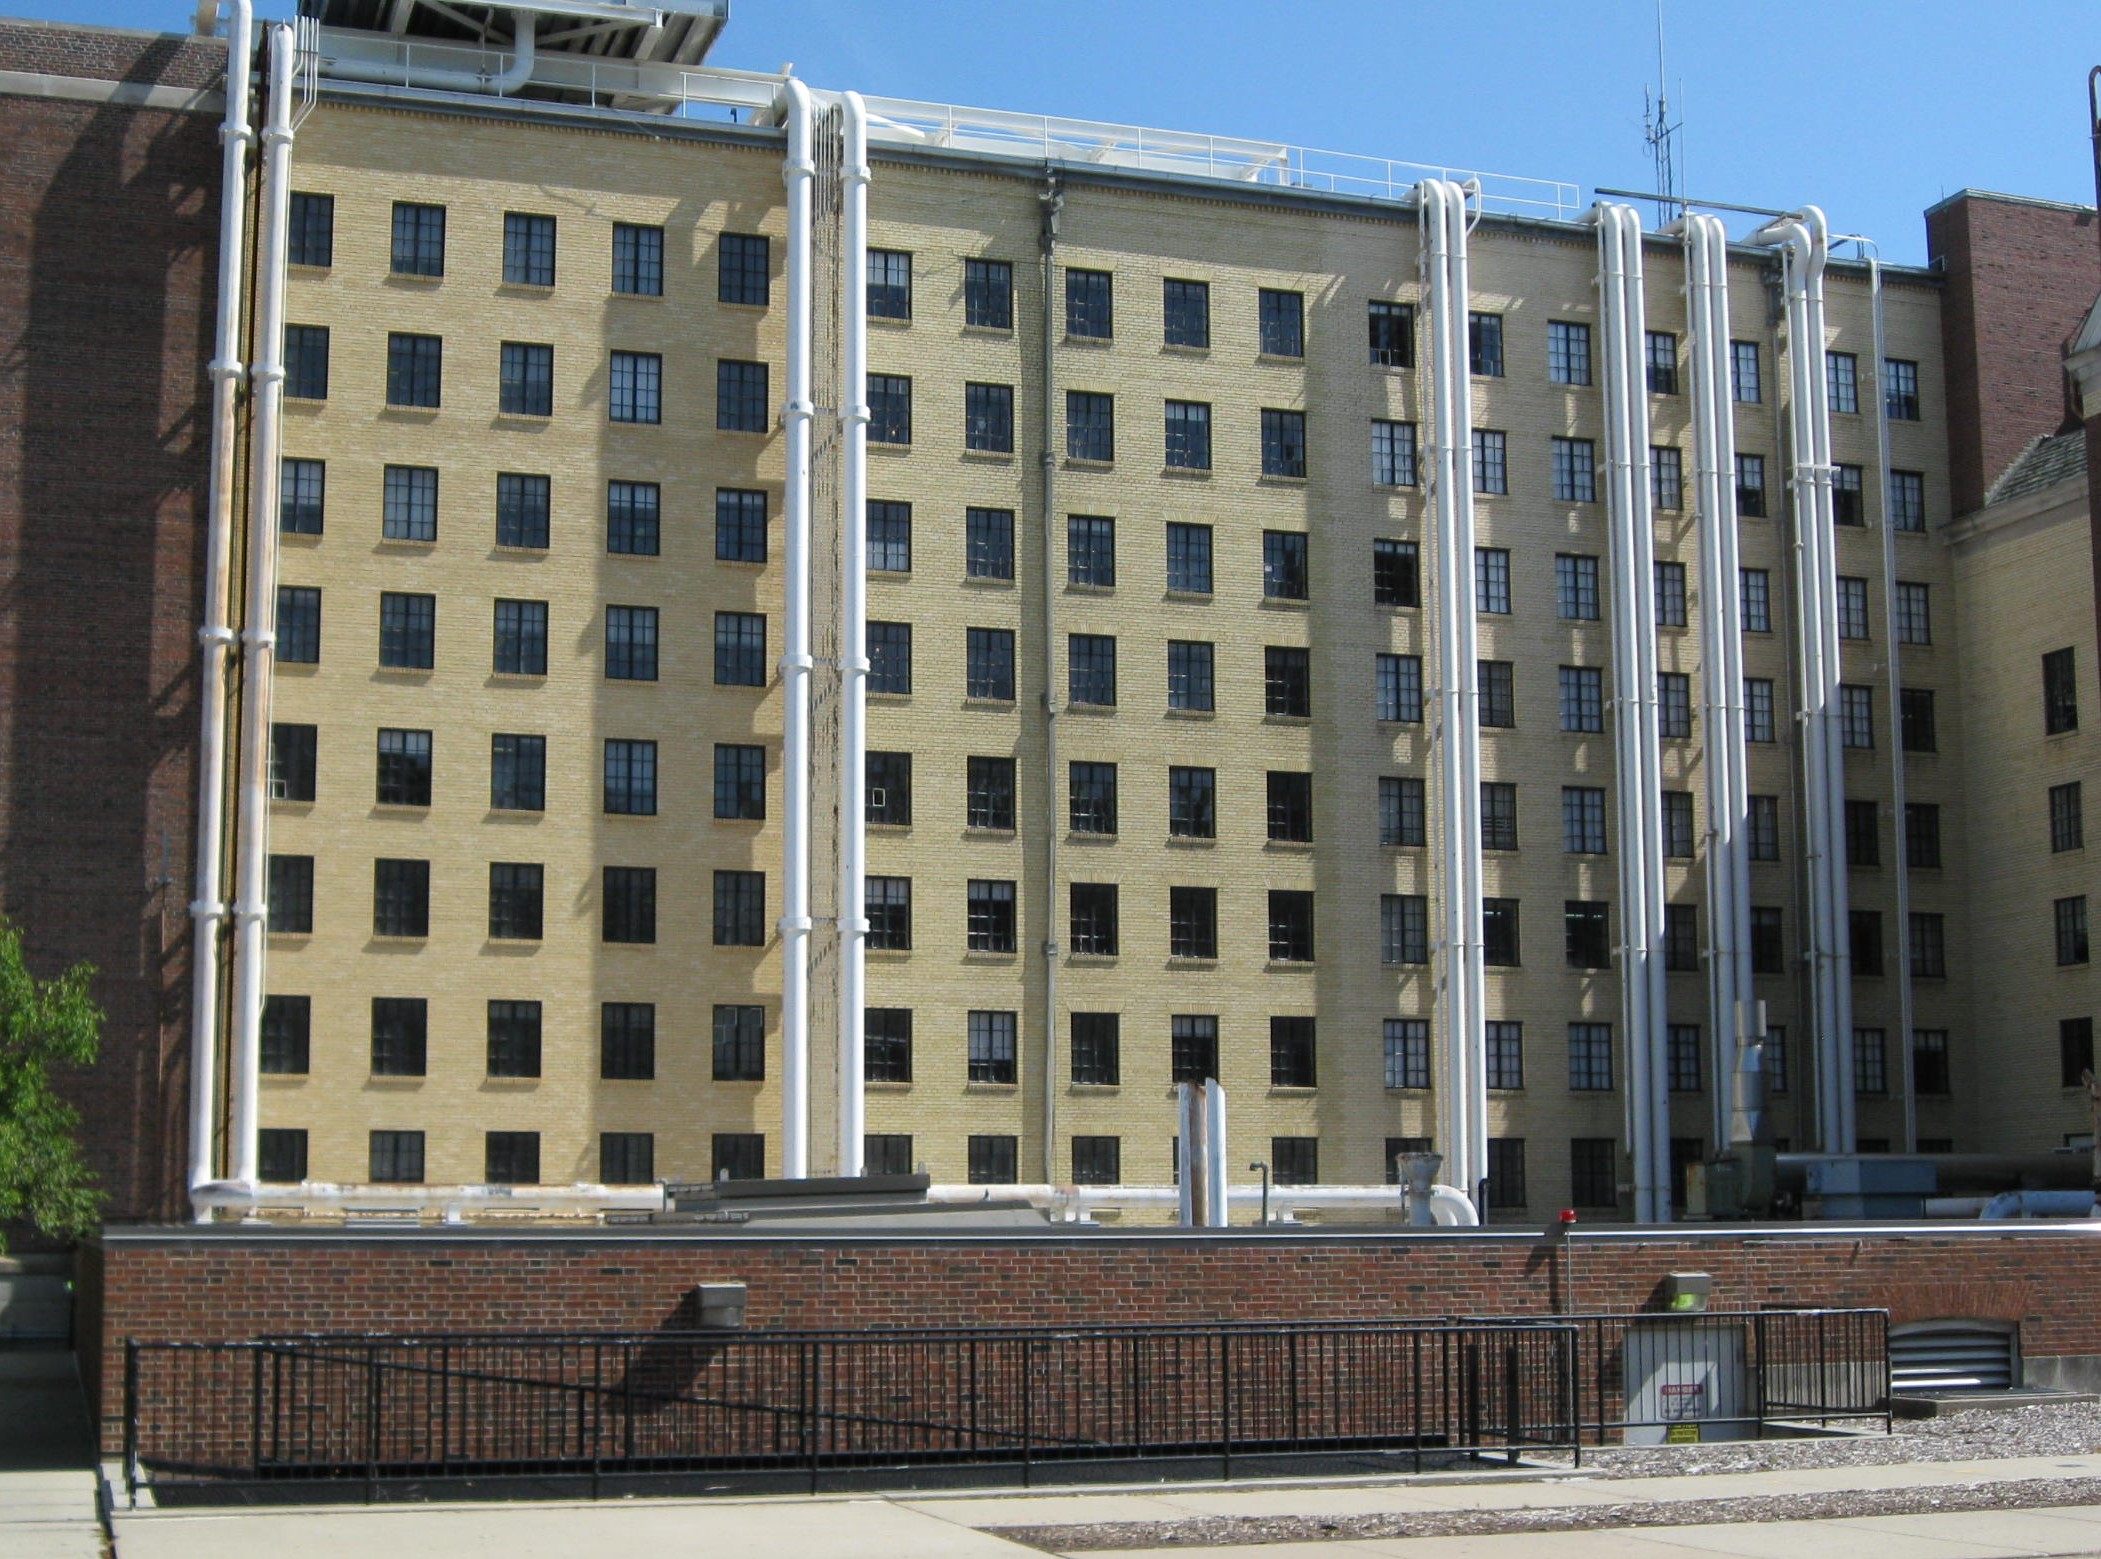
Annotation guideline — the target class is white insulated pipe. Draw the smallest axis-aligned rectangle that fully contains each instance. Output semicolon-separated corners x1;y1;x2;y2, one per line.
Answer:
922;1183;1483;1226
834;91;871;1177
322;13;535;95
1204;1082;1229;1228
187;0;254;1214
224;24;298;1191
777;77;816;1178
189;1180;666;1221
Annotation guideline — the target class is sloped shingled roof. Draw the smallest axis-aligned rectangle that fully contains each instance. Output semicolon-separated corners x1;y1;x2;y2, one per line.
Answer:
1984;430;2088;506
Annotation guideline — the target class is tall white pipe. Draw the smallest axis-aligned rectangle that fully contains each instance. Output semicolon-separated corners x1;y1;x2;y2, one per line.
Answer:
1037;175;1065;1184
187;0;254;1214
777;77;816;1179
834;91;871;1177
1204;1082;1229;1228
224;24;297;1190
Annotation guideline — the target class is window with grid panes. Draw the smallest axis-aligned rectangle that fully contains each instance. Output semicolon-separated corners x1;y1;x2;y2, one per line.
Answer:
370;1131;425;1184
1262;409;1307;477
718;232;768;304
865;1008;912;1082
712;870;765;946
1840;684;1874;748
1173;1015;1219;1082
1485;1022;1523;1089
488;864;542;941
1163;277;1209;346
1884;357;1920;420
1663;903;1699;971
1659;672;1692;738
1826;350;1859;413
1468;310;1503;375
602;739;656;816
1071;1014;1119;1086
1066;390;1113;460
281;458;325;535
1569;1023;1613;1091
867;248;911;318
1845;798;1880;867
1731;340;1761;403
1765;1026;1789;1093
1548;319;1591;385
1851;909;1885;975
1265;646;1310;716
605;605;658;681
1890;469;1925;532
1570;1138;1617;1208
271;723;315;803
261;995;309;1074
1668;1025;1702;1093
714;358;765;431
1895;582;1931;645
2051;782;2084;852
1565;900;1609;968
1167;640;1214;712
1369;299;1414;366
714;743;764;823
1746;678;1777;742
1070;883;1119;956
1168;767;1215;839
1645;330;1678;394
1556;553;1600;621
1380;893;1428;965
602;866;656;943
491;733;544;811
715;611;766;686
1370;418;1417;487
713;1134;765;1181
1481;781;1518;851
967;507;1014;580
381;465;437;542
386;332;442;407
1072;1136;1120;1186
1270;1016;1317;1087
2057;896;2090;965
968;1009;1017;1082
1269;890;1315;962
1069;634;1115;706
1564;786;1607;854
1480;660;1515;727
1066;267;1112;336
1853;1028;1887;1094
390;201;444;275
491;472;549;549
968;756;1015;830
1486;1138;1526;1208
487;1000;542;1077
969;1135;1018;1184
1265;531;1309;600
379;592;434;669
1651;446;1684;510
1475;547;1510;613
267;854;312;933
2064;1018;2097;1087
1374;539;1420;607
1735;453;1767;517
1068;514;1115;586
501;212;555;287
1913;1029;1950;1094
1654;560;1687;626
1069;761;1117;834
1169;886;1217;959
612;222;663;296
1662;790;1695;858
1271;1136;1318;1185
1259;288;1304;356
375;727;431;807
864;876;909;950
1741;567;1772;632
1836;575;1869;640
1552;436;1597;502
600;480;658;556
1472;429;1507;494
965;258;1012;328
965;382;1013;452
598;351;661;425
285;324;329;399
868;499;910;573
258;1129;307;1184
867;750;911;826
1483;899;1520;965
1750;906;1784;974
1559;666;1603;732
1384;1021;1430;1090
288;191;332;266
1906;801;1941;868
1382;776;1426;847
712;1004;765;1080
967;879;1017;952
1833;463;1865;525
1266;770;1313;843
1164;399;1211;469
602;1133;654;1185
1911;911;1947;978
370;997;427;1075
2045;647;2079;733
1167;522;1212;593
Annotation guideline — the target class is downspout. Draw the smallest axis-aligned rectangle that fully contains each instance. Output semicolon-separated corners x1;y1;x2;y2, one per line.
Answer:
776;76;815;1178
1038;171;1064;1183
1450;186;1489;1213
223;22;297;1190
834;91;870;1176
321;12;535;94
187;0;255;1215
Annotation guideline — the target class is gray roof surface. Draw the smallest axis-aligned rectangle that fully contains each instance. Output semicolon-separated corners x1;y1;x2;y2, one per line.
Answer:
1985;430;2088;506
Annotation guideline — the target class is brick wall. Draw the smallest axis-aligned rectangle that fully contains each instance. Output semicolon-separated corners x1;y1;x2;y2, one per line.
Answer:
1926;190;2100;515
0;25;224;1223
81;1225;2101;1450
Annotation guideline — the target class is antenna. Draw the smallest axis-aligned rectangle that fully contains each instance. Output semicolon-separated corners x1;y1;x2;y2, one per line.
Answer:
1642;0;1682;224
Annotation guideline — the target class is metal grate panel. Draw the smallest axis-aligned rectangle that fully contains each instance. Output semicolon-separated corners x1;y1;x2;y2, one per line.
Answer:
1890;1321;2014;1392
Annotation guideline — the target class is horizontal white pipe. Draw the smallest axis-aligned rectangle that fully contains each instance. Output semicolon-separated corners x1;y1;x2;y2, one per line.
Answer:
191;1180;667;1216
323;13;536;94
923;1183;1482;1224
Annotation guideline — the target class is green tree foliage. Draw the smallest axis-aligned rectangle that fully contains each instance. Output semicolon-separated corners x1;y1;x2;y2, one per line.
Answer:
0;919;103;1250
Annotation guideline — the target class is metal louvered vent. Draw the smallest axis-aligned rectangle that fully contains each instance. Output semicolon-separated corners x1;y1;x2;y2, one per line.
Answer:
1889;1321;2016;1392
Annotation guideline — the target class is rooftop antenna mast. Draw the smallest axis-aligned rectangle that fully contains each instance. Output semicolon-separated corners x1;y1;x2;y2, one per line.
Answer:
1643;0;1682;225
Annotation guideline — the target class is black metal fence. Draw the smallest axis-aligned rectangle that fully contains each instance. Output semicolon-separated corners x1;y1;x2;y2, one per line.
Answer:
124;1319;1580;1501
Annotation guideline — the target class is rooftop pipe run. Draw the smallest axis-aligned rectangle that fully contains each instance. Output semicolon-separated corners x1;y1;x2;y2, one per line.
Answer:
321;12;536;94
187;0;254;1214
834;91;871;1177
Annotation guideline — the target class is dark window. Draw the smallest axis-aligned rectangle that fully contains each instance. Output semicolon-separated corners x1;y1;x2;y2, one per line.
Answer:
1474;547;1511;613
1382;777;1427;847
1070;883;1119;957
486;1000;542;1077
715;358;766;432
603;738;657;816
866;876;911;951
370;1130;425;1184
1563;786;1607;854
261;995;310;1074
1548;320;1592;385
1261;408;1307;478
1268;890;1315;962
1071;1013;1120;1086
1485;1022;1524;1089
503;212;556;287
1264;771;1313;843
1067;390;1114;460
1169;886;1218;960
281;458;325;535
1483;898;1520;966
1901;688;1937;753
714;487;765;563
491;733;545;811
1072;1135;1120;1185
1167;640;1215;712
496;472;550;549
714;743;766;821
1066;267;1112;338
1751;906;1785;975
1564;900;1609;969
1272;1137;1318;1186
1840;684;1875;749
1384;1021;1430;1090
1655;558;1687;625
1069;633;1116;707
1890;470;1926;532
867;751;911;826
1552;437;1597;504
612;222;664;296
1265;646;1310;717
719;232;769;305
1468;311;1503;376
1731;340;1760;404
1372;421;1417;487
390;201;445;276
1480;660;1516;728
1560;667;1604;733
1070;761;1117;835
605;350;664;425
1570;1139;1616;1208
607;480;661;557
1665;904;1700;972
372;858;429;938
867;618;911;693
1486;1139;1526;1210
381;465;438;542
258;1128;307;1184
1851;909;1884;976
967;879;1017;953
284;324;329;400
967;1009;1017;1083
1368;299;1414;367
1910;912;1947;978
964;625;1014;700
1827;350;1859;414
1167;522;1213;594
1907;802;1942;868
1172;1015;1219;1083
965;258;1012;329
602;866;657;944
2061;1018;2095;1088
386;332;442;408
370;997;427;1076
968;757;1015;830
1163;277;1210;347
968;1134;1018;1184
2057;896;2090;965
602;1132;655;1184
1271;1016;1317;1087
1735;453;1767;518
1741;568;1772;632
1264;530;1309;600
1165;399;1212;469
1845;798;1880;867
1883;357;1920;421
1068;513;1116;587
288;191;333;267
488;863;543;941
605;605;659;682
1666;1024;1703;1093
865;1134;912;1174
1833;463;1866;526
1381;893;1428;965
715;612;767;686
1168;766;1216;839
1645;329;1678;394
1259;288;1304;356
967;507;1014;580
2045;648;2080;734
499;341;553;417
1473;430;1508;494
965;382;1014;453
1912;1030;1950;1096
1853;1029;1888;1095
492;598;546;675
1569;1023;1613;1091
712;1004;766;1081
869;373;912;444
600;1002;656;1080
271;722;316;803
866;1008;912;1083
867;248;911;318
2050;783;2084;853
712;870;766;947
712;1134;765;1182
1374;539;1420;607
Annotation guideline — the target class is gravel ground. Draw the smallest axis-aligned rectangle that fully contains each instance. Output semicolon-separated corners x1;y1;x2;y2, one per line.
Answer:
1595;1399;2101;1478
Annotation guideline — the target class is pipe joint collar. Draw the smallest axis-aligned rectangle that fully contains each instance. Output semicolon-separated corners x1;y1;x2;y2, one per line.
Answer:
188;899;229;922
220;122;256;149
231;899;267;924
783;398;817;423
249;364;286;387
844;163;872;186
839;914;871;936
842;402;871;427
838;655;870;676
207;357;246;384
779;652;816;673
781;156;817;183
197;623;237;647
778;914;816;935
242;627;277;651
260;124;294;149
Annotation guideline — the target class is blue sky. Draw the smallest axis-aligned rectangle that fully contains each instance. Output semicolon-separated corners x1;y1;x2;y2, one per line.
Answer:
21;0;2098;263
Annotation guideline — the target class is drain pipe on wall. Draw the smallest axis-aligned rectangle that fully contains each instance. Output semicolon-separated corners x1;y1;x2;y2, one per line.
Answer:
834;91;871;1176
776;76;816;1178
1038;170;1065;1183
223;23;298;1189
186;0;254;1213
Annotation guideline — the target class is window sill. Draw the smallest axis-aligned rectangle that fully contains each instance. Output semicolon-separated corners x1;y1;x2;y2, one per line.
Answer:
265;931;312;943
376;539;438;552
368;935;429;947
1168;956;1218;969
1065;581;1115;596
1165;836;1216;848
1065;703;1117;716
480;1075;541;1087
370;802;431;816
1267;1086;1318;1097
867;1080;912;1092
380;406;441;420
961;448;1015;463
1264;839;1315;853
962;574;1015;588
283;396;326;409
963;826;1017;839
1069;1082;1120;1094
365;1074;426;1085
1066;831;1118;845
710;425;769;438
868;821;911;834
280;530;323;545
1262;713;1312;727
493;413;553;428
961;696;1015;711
1161;343;1210;357
375;666;435;680
966;1081;1019;1094
1066;953;1118;966
869;691;913;705
1256;353;1308;367
963;950;1019;964
868;947;912;960
385;272;443;287
1264;960;1315;972
1164;707;1216;720
961;324;1014;339
869;314;913;329
1164;590;1213;604
272;799;315;814
492;544;550;558
1064;457;1113;472
1259;596;1311;611
259;1071;308;1083
487;672;547;684
869;441;912;454
1257;473;1309;487
1162;465;1212;479
1063;334;1113;348
496;283;554;297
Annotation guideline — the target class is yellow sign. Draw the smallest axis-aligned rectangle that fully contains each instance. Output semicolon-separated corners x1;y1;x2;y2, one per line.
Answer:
1666;1424;1700;1444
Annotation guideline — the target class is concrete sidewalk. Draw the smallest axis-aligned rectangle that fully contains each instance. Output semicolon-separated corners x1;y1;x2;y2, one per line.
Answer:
0;1348;105;1558
106;1453;2101;1558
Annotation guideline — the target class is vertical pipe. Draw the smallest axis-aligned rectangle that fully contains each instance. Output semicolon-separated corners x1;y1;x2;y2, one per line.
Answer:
1204;1082;1229;1227
188;0;255;1212
1038;173;1064;1183
225;24;297;1188
834;91;870;1175
777;78;816;1178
